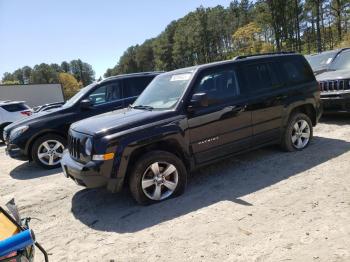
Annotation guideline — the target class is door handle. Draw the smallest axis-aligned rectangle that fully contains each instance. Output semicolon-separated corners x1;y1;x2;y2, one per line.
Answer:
224;105;246;114
230;105;247;113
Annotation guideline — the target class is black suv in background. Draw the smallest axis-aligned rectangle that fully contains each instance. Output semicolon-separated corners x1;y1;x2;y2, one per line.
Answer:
62;53;322;205
4;72;161;169
306;48;350;112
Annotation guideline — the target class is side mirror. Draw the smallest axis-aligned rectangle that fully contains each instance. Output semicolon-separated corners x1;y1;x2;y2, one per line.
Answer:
80;99;93;110
187;93;208;112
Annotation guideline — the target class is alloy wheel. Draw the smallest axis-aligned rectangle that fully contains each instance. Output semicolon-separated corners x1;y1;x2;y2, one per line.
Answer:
37;140;64;166
291;119;310;149
141;161;179;201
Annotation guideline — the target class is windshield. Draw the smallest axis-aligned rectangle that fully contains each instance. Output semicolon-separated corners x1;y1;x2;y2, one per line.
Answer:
329;51;350;71
62;83;96;108
305;51;337;71
132;72;193;110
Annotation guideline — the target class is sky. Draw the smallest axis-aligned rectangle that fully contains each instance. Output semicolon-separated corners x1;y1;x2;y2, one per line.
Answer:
0;0;231;79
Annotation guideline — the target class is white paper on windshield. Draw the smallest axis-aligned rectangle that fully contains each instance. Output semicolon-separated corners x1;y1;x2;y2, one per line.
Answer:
326;58;332;64
170;73;191;81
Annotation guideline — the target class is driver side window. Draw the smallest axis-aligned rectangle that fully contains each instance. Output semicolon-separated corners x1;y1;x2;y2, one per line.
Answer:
88;81;122;105
194;68;240;106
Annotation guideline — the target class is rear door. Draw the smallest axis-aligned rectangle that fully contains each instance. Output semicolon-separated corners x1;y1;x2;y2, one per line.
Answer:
238;60;285;146
123;76;156;106
188;64;253;164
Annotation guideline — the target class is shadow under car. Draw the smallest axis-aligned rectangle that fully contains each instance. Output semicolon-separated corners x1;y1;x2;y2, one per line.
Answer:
70;136;350;233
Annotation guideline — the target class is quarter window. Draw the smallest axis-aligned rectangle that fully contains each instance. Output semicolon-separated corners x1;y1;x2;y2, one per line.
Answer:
194;69;240;105
281;56;315;84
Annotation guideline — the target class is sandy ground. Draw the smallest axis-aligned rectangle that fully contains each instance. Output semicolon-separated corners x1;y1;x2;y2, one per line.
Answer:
1;115;350;262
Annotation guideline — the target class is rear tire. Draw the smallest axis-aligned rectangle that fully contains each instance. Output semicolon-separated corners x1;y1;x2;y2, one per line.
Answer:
0;127;4;143
129;150;187;205
31;134;66;169
281;112;313;152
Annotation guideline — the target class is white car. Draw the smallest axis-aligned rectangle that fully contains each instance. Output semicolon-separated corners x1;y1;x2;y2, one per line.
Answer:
0;101;32;142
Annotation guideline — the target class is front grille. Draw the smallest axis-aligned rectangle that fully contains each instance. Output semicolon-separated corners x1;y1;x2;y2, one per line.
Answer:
68;133;82;160
319;79;350;92
68;130;92;163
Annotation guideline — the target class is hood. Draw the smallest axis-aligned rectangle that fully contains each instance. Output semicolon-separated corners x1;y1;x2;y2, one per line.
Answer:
316;69;350;81
71;108;175;137
4;107;65;132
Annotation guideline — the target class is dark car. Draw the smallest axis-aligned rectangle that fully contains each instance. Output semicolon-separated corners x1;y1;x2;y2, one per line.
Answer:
61;53;322;205
3;72;162;169
308;48;350;112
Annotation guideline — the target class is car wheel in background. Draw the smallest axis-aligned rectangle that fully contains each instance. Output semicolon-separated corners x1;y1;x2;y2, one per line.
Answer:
129;150;187;205
31;134;66;169
281;112;313;152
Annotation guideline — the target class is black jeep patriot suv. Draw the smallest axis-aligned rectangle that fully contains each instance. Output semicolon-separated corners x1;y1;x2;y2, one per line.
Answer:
61;53;322;204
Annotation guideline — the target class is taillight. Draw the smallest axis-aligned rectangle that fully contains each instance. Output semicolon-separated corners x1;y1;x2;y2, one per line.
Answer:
21;111;32;116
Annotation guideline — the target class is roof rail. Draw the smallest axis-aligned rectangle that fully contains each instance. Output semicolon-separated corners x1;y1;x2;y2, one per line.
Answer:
234;51;296;60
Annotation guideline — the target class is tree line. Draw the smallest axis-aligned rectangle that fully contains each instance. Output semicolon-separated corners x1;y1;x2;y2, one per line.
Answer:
1;60;96;98
105;0;350;77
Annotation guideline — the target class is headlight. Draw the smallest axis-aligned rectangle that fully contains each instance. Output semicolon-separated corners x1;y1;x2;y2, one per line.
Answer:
9;126;29;141
85;138;93;156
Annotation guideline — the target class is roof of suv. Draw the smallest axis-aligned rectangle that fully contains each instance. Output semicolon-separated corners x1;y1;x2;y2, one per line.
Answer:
0;100;26;106
101;71;164;84
166;52;301;75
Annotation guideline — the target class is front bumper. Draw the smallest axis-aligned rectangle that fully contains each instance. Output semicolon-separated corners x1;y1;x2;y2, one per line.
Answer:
5;143;28;161
321;91;350;112
61;150;123;192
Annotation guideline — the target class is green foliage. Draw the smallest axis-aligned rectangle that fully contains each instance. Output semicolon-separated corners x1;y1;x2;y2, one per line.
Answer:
2;60;95;86
2;80;20;85
105;0;350;76
58;72;81;99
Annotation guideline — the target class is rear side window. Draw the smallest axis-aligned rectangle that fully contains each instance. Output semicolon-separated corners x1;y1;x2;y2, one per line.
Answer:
241;62;281;92
281;56;315;84
1;103;29;112
124;76;155;97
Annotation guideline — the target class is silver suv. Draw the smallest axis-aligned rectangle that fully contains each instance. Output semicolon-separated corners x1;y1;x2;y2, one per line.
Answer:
306;48;350;112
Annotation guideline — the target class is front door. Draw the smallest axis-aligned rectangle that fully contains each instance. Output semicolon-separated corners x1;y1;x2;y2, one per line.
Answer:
187;65;253;164
85;80;124;116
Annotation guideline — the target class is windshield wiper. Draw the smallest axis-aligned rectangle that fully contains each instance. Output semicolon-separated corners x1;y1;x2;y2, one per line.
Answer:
130;105;154;111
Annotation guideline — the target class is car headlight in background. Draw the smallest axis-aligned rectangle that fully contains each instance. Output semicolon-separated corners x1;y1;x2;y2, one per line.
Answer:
9;126;29;141
85;138;93;156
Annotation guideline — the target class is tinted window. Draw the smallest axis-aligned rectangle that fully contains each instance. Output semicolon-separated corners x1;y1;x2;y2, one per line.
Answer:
281;56;315;84
88;81;122;105
124;76;154;97
1;103;29;112
194;68;240;105
305;51;337;71
242;63;281;92
329;51;350;71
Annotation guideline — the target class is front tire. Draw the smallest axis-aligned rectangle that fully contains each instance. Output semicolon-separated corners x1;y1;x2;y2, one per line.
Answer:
281;112;313;152
31;134;66;169
129;150;187;205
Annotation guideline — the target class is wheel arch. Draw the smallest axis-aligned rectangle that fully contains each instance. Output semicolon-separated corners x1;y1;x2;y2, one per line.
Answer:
25;129;67;160
122;139;190;187
287;103;317;126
